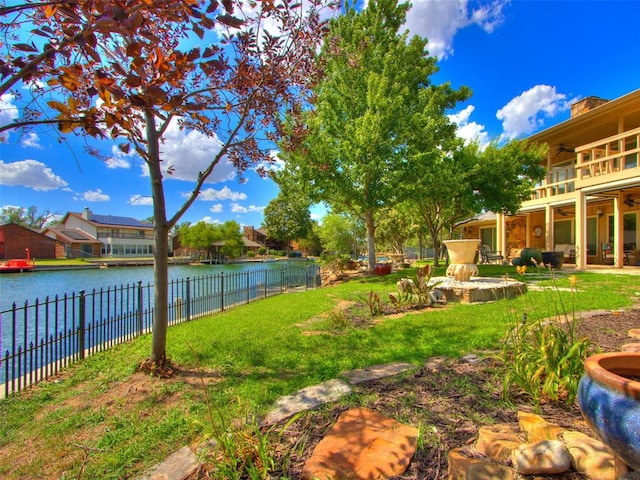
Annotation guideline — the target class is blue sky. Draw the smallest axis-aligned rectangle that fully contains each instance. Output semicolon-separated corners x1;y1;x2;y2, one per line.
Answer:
1;0;639;229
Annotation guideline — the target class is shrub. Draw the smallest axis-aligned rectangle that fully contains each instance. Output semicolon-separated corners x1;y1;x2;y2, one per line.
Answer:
501;272;597;406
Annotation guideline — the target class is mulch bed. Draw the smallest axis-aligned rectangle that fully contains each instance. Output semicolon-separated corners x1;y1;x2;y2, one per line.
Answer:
273;306;640;479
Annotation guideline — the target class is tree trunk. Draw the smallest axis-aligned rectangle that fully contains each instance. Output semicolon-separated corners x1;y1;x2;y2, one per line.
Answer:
146;112;170;365
365;211;376;271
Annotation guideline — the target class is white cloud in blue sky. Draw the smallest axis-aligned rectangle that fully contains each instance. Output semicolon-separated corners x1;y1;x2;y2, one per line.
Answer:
74;189;110;202
497;85;573;140
402;0;507;59
0;159;69;191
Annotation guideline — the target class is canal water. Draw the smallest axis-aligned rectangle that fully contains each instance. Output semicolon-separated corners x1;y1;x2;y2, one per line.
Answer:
0;260;302;308
1;260;316;392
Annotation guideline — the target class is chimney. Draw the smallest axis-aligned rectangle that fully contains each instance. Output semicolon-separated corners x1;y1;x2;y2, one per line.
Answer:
82;207;92;220
570;96;609;118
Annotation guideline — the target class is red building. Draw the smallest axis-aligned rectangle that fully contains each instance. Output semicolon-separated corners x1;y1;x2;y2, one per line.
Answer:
0;223;60;260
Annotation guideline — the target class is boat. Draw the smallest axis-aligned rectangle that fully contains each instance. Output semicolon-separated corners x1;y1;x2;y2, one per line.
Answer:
0;248;35;273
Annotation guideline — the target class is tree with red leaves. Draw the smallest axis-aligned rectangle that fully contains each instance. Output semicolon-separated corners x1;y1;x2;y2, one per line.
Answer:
1;0;336;367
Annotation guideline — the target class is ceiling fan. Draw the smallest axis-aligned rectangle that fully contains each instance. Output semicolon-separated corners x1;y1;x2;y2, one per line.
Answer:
624;195;639;207
556;144;575;156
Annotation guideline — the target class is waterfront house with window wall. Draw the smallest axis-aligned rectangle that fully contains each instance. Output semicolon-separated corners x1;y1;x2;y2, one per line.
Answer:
462;89;640;269
55;207;155;257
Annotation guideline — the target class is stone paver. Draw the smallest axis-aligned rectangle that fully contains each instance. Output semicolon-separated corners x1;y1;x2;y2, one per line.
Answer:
138;446;199;480
341;362;414;384
261;378;352;426
302;407;418;480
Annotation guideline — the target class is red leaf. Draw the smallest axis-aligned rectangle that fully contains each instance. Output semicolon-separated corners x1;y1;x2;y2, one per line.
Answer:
217;14;244;28
14;43;38;53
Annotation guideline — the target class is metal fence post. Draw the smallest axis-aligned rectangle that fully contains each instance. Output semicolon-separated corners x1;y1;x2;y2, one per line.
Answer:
78;290;86;360
137;281;143;335
220;273;225;311
246;271;250;304
186;277;191;321
281;268;285;293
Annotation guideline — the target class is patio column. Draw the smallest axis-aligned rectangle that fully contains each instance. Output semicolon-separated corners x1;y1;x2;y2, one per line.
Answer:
614;193;624;268
544;203;553;251
496;212;506;256
575;190;587;270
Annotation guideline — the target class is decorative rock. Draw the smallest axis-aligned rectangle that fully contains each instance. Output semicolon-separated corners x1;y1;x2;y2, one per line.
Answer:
448;448;486;479
511;440;572;475
467;461;516;479
475;424;523;460
628;328;640;339
563;430;628;480
622;342;640;352
302;407;418;480
517;411;561;442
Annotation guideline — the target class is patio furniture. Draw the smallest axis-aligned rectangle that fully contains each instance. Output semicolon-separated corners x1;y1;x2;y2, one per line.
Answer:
479;244;504;265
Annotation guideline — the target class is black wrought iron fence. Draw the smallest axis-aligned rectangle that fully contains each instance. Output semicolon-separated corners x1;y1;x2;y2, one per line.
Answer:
1;264;320;397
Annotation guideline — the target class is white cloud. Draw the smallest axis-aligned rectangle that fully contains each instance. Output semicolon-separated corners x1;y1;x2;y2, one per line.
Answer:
497;85;572;140
0;159;69;191
228;203;265;215
195;186;247;201
129;195;153;206
199;216;222;224
106;145;134;169
20;132;41;149
0;94;19;142
155;118;237;183
75;189;110;202
403;0;507;59
209;203;223;213
448;105;490;147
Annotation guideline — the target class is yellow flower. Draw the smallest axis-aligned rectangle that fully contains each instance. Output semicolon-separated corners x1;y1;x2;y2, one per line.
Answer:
568;275;578;287
516;265;527;275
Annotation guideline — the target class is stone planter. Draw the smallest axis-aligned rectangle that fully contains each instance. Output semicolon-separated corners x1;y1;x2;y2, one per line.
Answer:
577;352;640;470
443;240;480;282
541;251;564;269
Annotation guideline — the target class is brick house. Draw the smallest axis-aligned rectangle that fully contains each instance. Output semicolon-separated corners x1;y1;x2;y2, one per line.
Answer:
0;223;61;259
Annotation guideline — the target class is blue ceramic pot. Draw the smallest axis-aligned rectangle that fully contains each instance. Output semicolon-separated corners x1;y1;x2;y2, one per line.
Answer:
578;352;640;470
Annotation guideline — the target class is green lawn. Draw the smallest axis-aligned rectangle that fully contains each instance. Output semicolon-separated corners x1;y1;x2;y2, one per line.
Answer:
0;265;636;479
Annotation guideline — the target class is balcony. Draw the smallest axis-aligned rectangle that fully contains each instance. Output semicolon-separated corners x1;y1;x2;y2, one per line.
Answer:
527;127;640;206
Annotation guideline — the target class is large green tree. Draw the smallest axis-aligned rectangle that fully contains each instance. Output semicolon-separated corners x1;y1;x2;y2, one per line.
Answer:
2;1;334;367
410;140;547;264
262;192;313;254
316;212;363;256
280;0;469;270
0;205;57;229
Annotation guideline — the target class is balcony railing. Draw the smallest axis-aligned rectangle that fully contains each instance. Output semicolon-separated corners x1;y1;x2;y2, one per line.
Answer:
97;232;154;240
529;127;640;203
577;126;640;185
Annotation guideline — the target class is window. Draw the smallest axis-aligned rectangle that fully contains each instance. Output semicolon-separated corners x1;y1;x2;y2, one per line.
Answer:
554;219;573;244
610;212;638;250
480;227;496;250
587;217;597;255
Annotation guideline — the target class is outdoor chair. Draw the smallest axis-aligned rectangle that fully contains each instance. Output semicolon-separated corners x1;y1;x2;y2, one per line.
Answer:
480;244;504;265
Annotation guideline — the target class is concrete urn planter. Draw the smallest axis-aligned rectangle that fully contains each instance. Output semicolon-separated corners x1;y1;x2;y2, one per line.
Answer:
578;352;640;470
443;239;480;282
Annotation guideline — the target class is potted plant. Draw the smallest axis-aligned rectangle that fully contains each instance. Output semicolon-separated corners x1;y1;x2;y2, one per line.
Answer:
577;352;640;470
